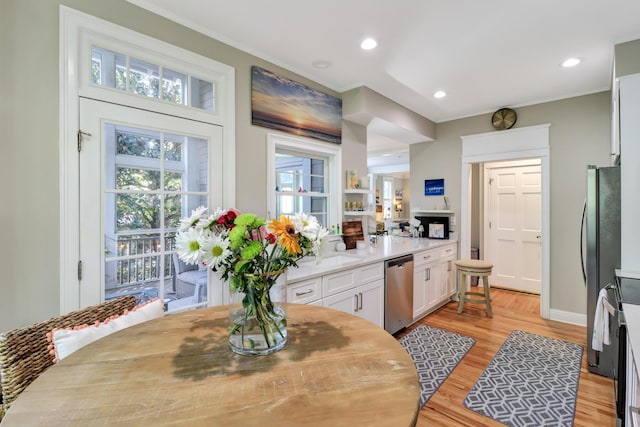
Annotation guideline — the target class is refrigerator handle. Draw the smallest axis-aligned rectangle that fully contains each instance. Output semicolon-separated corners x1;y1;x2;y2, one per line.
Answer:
580;198;587;286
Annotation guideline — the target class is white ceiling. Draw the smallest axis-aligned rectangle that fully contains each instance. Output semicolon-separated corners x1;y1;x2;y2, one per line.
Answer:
128;0;640;172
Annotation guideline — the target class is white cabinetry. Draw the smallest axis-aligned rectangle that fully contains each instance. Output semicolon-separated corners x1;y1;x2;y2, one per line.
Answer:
412;248;439;319
287;277;322;305
322;263;384;327
412;242;457;322
620;74;640;271
440;244;457;299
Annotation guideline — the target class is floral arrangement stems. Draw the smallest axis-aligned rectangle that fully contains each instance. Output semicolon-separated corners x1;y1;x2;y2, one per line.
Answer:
175;207;328;356
228;270;287;354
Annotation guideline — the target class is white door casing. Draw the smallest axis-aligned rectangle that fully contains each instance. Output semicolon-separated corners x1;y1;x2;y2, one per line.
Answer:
485;161;542;294
460;124;550;319
60;6;235;313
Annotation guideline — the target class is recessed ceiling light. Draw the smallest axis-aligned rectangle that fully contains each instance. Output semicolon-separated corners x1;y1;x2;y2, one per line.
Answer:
312;60;332;69
562;57;581;68
433;90;446;99
360;38;378;50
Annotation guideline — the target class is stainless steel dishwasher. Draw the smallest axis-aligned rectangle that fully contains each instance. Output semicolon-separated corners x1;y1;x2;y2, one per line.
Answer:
384;254;414;334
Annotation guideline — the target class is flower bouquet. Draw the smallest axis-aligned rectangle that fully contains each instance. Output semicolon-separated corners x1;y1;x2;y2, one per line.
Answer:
175;207;328;355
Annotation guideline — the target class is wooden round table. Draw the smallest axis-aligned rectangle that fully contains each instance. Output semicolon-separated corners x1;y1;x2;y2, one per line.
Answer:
1;304;419;426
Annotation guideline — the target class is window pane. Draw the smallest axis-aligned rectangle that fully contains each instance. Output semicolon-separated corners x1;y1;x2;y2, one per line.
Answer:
114;193;161;231
91;46;126;91
104;258;162;305
129;57;160;98
164;172;182;191
162;68;187;105
117;167;161;191
164;138;182;161
274;150;327;225
191;76;215;112
175;134;208;193
164;194;183;229
116;130;161;159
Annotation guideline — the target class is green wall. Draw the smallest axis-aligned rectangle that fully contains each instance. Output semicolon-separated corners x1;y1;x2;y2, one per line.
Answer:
0;0;347;331
410;92;611;316
0;0;614;330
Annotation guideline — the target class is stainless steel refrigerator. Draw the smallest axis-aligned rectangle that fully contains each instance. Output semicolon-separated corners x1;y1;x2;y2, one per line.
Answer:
582;165;620;378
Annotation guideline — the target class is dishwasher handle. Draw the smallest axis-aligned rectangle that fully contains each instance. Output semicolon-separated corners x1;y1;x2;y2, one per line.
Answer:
385;254;414;269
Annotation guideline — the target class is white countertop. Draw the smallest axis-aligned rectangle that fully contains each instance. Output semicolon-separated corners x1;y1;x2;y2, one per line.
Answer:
287;235;457;283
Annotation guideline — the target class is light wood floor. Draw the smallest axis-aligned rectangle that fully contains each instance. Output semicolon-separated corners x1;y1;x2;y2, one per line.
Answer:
396;288;617;427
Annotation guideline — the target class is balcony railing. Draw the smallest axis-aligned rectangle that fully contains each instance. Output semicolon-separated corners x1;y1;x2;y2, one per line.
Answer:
105;232;177;301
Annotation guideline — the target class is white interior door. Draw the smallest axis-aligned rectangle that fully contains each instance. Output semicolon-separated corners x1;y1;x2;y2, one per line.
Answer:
486;161;542;294
78;97;223;309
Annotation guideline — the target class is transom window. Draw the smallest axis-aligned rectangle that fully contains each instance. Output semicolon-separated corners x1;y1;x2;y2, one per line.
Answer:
91;46;215;112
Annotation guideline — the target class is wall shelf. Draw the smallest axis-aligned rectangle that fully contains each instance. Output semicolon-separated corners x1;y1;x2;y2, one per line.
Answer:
344;189;373;194
276;191;326;197
344;211;375;216
410;210;453;215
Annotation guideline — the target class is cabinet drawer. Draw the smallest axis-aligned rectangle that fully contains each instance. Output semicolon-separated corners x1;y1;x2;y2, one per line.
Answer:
440;245;456;258
414;249;438;268
360;263;384;284
288;278;322;304
323;268;360;297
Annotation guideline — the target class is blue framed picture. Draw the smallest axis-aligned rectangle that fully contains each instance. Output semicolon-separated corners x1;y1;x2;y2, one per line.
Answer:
424;179;444;196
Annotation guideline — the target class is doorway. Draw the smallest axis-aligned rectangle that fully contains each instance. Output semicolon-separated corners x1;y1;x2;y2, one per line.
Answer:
484;160;542;294
460;124;550;318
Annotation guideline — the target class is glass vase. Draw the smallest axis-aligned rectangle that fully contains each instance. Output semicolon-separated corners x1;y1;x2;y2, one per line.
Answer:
228;269;287;356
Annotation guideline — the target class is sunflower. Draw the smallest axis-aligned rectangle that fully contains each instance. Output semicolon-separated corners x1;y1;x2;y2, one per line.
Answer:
269;215;302;255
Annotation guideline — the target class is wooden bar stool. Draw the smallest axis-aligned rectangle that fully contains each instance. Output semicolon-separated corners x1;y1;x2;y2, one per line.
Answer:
456;259;493;317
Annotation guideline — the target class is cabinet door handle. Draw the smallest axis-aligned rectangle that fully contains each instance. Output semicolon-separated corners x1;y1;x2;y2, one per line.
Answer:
295;289;314;297
359;292;363;310
423;255;432;260
354;294;359;312
447;260;452;271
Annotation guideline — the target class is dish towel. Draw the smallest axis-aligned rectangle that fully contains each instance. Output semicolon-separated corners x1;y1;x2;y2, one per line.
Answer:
592;287;615;351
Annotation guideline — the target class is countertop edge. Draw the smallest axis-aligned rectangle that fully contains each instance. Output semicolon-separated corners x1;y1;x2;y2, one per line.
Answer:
287;236;458;284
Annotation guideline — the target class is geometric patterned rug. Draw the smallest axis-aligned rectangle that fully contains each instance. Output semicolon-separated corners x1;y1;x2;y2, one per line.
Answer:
398;325;476;408
464;330;583;427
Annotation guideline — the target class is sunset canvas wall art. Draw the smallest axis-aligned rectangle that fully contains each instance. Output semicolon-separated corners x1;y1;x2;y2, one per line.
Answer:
251;66;342;144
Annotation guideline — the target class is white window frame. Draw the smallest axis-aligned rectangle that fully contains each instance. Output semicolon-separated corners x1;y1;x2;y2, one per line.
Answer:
59;6;235;313
267;133;341;227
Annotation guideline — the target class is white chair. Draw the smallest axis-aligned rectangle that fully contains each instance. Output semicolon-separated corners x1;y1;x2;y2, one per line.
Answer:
172;254;207;298
167;277;207;312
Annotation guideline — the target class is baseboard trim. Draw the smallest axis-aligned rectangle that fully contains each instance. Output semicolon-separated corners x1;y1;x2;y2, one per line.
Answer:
549;308;587;327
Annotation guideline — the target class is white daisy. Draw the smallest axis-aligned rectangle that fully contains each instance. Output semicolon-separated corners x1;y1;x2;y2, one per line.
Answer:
200;233;232;270
178;206;208;232
291;212;321;237
175;228;204;265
